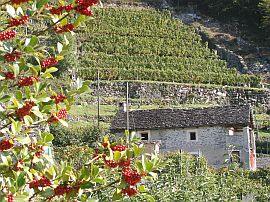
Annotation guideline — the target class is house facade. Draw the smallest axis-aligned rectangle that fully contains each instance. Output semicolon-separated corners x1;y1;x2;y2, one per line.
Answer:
111;105;256;170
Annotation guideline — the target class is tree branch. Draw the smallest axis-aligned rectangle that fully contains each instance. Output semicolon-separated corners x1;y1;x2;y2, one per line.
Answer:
34;13;70;36
91;179;120;193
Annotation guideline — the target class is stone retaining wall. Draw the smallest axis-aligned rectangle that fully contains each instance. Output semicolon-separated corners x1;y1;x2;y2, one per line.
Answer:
89;81;270;107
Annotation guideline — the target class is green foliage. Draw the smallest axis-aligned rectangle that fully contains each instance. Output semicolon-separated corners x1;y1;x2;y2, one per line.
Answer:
260;0;270;33
75;8;260;87
144;152;270;201
51;121;105;147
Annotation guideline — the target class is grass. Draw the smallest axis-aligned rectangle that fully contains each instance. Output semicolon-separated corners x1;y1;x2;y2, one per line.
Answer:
259;131;270;137
69;104;117;116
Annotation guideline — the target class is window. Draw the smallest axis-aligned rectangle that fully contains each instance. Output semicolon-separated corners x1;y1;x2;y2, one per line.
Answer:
230;151;240;163
141;133;149;141
137;131;150;141
189;132;197;141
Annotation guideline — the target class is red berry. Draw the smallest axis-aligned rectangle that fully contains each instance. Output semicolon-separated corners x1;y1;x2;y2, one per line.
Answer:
4;72;15;80
18;76;38;87
122;186;138;197
104;159;118;168
48;108;68;123
8;15;29;27
53;23;75;33
17;101;35;119
50;94;67;104
122;167;142;186
0;30;16;41
41;57;58;69
4;51;21;62
7;194;14;202
110;144;126;152
11;0;29;4
29;176;52;189
0;139;14;151
118;159;131;167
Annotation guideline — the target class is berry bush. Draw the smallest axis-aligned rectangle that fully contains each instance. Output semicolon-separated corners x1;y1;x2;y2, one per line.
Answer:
0;0;159;201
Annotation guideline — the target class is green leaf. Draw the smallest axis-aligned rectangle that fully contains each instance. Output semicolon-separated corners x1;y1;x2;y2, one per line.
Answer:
42;132;54;143
16;136;31;145
91;165;99;178
36;0;48;9
12;64;20;77
73;14;86;27
59;119;68;127
6;5;16;17
93;178;105;184
0;95;11;103
23;115;33;126
13;195;29;202
32;108;43;118
15;90;23;100
24;46;35;53
45;67;58;74
113;151;121;161
80;181;94;189
17;171;26;189
29;36;38;47
112;189;122;201
57;42;63;54
40;188;54;197
142;193;155;202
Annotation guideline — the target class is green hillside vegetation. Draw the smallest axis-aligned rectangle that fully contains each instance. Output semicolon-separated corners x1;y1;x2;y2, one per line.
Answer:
76;8;260;87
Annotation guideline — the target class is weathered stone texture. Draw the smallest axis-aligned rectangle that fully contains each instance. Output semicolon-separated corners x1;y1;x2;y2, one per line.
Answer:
90;81;270;107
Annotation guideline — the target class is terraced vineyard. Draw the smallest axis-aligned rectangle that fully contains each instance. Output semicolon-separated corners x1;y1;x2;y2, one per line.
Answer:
76;8;261;87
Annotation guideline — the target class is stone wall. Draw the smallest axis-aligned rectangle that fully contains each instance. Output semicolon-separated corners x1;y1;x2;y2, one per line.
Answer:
90;81;270;107
117;126;251;169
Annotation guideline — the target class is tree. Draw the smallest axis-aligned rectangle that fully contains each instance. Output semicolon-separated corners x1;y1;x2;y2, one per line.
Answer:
260;0;270;34
0;0;158;201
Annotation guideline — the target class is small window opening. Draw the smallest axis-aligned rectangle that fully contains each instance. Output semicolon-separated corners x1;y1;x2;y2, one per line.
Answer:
230;151;240;163
141;133;149;141
190;132;197;141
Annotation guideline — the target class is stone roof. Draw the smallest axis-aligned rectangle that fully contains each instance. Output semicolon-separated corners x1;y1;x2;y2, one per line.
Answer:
111;105;253;132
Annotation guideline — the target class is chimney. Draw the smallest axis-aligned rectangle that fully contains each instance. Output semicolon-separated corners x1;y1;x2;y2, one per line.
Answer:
119;102;127;112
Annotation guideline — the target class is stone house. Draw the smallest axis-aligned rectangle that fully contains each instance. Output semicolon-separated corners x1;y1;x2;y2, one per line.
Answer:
111;105;256;170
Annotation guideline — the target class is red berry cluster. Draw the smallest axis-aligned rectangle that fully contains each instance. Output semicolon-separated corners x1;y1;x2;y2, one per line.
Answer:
102;142;108;147
48;108;68;124
41;57;58;69
50;94;67;104
75;0;98;16
11;0;29;5
7;194;14;202
29;176;52;189
118;158;131;168
0;30;16;41
104;159;118;168
103;157;130;168
110;144;126;152
48;4;74;15
54;23;75;33
28;143;44;158
17;101;35;119
0;139;14;151
19;76;38;86
13;160;24;171
8;15;29;27
4;72;15;80
122;186;138;197
122;167;142;186
52;182;81;197
4;51;21;62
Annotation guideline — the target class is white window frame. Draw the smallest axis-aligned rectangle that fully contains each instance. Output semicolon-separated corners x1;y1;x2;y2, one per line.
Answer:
187;129;198;142
136;130;151;142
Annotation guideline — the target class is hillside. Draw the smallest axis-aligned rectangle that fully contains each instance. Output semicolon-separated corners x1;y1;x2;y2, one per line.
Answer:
75;7;260;87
